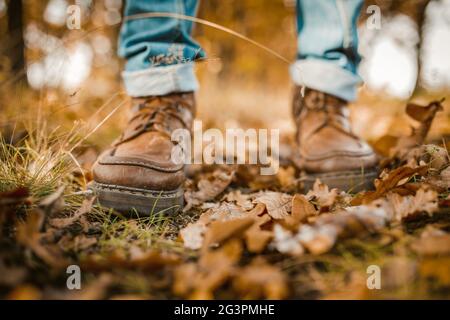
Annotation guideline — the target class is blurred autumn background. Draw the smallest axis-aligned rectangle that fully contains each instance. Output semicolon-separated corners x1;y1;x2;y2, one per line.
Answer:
0;0;450;300
0;0;449;145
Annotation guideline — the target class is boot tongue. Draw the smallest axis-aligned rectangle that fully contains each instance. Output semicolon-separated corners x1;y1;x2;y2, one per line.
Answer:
296;89;354;142
113;93;194;147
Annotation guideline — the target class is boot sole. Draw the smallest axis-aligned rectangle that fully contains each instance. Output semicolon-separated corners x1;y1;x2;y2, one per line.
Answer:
301;168;379;193
89;182;184;216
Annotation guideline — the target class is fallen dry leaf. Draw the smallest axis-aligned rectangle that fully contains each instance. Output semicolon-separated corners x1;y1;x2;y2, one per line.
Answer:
16;209;68;268
244;211;273;253
392;99;444;158
297;224;337;255
0;187;31;236
353;166;428;205
386;188;439;221
322;271;370;300
224;190;254;210
208;202;247;221
202;217;254;248
272;204;391;256
70;273;113;300
412;231;450;256
403;145;449;170
0;187;30;207
173;239;242;299
244;225;273;253
180;222;207;250
306;180;338;209
247;202;267;216
406;100;444;122
232;257;289;299
80;249;180;271
382;257;417;290
254;192;292;219
427;165;450;190
180;202;247;250
49;196;95;229
373;135;399;157
184;167;235;211
272;224;304;256
276;166;297;190
73;234;98;250
0;260;27;287
286;193;317;227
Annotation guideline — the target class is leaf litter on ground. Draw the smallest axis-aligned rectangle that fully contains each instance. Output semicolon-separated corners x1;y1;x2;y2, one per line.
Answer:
1;98;450;299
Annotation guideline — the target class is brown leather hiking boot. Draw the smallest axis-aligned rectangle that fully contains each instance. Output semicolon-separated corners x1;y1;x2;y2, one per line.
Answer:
91;92;195;215
291;87;378;192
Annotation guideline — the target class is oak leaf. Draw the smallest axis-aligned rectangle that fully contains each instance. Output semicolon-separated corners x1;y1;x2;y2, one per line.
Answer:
306;180;338;209
184;168;235;211
203;217;254;248
392;99;444;158
288;193;317;226
254;192;292;219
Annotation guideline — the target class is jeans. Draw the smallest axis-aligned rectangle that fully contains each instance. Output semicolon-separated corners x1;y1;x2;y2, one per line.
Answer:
119;0;364;101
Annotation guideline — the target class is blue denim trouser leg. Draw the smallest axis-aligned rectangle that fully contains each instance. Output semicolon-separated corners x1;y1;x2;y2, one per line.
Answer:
119;0;204;97
290;0;364;101
120;0;363;101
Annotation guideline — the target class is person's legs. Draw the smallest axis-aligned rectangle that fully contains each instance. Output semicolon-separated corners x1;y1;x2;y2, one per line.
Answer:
290;0;378;191
291;0;364;102
92;0;202;214
119;0;204;97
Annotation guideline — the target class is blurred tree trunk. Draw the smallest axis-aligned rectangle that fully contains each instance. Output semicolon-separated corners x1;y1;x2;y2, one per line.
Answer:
6;0;25;74
396;0;431;93
361;0;431;95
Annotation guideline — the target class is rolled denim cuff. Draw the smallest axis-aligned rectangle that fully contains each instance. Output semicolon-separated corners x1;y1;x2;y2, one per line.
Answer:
122;62;198;97
290;59;362;102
